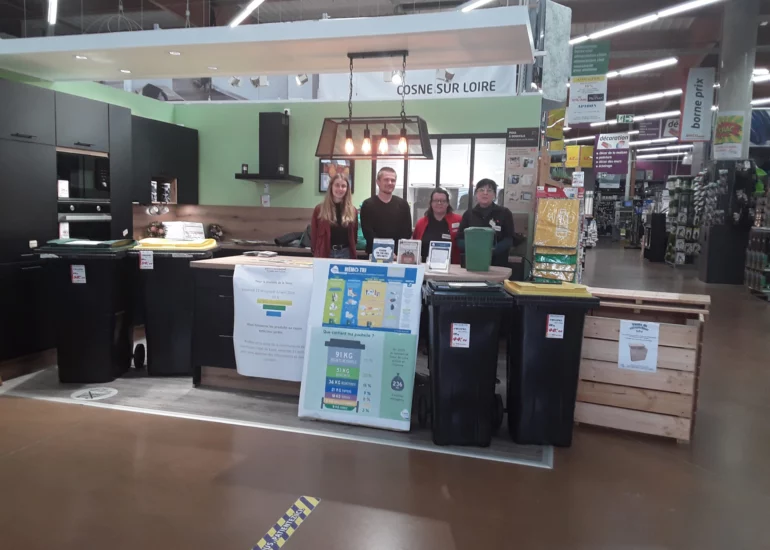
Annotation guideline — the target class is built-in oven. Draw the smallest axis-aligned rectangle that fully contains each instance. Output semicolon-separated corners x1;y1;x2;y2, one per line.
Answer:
58;200;111;241
56;151;110;200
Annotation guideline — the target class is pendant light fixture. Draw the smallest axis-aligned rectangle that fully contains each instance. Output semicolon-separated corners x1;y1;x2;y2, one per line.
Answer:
315;50;433;160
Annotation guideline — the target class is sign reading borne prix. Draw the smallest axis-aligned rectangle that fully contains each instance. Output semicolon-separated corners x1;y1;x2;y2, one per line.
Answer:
568;41;610;125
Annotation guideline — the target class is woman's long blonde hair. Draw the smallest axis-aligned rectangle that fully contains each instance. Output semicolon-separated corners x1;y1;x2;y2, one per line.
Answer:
318;174;356;226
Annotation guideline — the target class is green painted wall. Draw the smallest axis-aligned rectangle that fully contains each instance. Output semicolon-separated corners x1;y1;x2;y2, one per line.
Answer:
174;95;543;208
0;70;175;122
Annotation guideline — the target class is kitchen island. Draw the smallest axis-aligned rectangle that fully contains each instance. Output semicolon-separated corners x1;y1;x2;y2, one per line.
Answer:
189;255;512;395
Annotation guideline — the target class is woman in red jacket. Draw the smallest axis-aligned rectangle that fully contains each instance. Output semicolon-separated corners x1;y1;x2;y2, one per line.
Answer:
311;174;358;259
412;188;462;264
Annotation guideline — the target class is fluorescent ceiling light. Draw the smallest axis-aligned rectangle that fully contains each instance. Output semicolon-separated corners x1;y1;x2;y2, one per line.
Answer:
229;0;266;28
606;89;682;107
563;126;572;131
564;135;596;144
630;137;679;147
570;0;726;45
712;105;718;111
635;110;682;121
169;51;182;56
752;97;770;106
74;55;88;60
606;57;678;79
120;69;131;74
753;74;770;83
459;0;496;13
754;68;769;76
637;151;687;159
658;0;725;18
208;66;218;70
637;144;693;153
47;0;57;25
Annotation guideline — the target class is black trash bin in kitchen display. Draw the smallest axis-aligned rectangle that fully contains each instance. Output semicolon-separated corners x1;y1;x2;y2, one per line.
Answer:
504;281;599;447
38;240;136;384
424;281;513;447
130;242;217;376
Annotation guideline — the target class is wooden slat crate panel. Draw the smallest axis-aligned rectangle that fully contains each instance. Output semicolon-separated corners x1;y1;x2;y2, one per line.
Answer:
583;316;699;349
582;338;697;372
580;359;695;394
575;402;692;441
577;381;693;418
587;287;711;308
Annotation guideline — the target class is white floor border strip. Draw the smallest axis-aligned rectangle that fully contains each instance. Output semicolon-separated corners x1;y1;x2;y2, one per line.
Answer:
4;387;553;470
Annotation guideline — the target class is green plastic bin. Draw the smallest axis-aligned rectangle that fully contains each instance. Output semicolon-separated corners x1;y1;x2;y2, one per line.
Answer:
464;227;494;271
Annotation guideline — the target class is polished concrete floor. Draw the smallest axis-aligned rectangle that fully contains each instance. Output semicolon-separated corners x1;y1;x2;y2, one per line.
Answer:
1;243;769;549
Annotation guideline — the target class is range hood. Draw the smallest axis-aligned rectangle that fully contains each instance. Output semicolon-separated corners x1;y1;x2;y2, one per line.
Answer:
235;112;303;184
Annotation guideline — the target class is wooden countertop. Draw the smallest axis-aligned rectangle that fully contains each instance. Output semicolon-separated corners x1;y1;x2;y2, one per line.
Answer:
219;242;368;259
191;255;512;282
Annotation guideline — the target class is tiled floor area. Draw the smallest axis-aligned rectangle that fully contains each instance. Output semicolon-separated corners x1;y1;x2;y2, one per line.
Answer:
1;243;769;549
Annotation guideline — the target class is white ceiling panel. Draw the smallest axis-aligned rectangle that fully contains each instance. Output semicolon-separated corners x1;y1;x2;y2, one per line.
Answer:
0;7;534;81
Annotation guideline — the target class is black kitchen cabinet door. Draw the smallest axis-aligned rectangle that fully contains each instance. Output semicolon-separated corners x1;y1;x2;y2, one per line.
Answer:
131;116;199;204
0;79;56;146
109;105;133;239
55;93;110;152
0;260;53;362
0;140;57;263
174;125;199;205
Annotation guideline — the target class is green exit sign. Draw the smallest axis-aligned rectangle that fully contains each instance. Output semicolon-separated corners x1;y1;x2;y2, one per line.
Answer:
616;114;634;124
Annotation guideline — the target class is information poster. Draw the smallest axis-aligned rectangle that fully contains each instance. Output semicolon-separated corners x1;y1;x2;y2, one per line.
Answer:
504;127;539;213
713;111;746;160
298;260;424;431
567;75;608;124
639;120;661;140
233;265;313;381
618;320;660;373
679;67;715;142
594;132;630;174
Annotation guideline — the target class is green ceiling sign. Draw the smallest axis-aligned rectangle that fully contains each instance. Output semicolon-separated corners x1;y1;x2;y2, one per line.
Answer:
571;41;611;76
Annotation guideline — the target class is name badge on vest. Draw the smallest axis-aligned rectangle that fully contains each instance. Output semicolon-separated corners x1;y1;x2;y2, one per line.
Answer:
451;222;460;229
441;233;451;240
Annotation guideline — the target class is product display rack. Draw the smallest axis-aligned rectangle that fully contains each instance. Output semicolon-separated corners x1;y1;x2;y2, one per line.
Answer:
665;173;705;267
745;226;770;301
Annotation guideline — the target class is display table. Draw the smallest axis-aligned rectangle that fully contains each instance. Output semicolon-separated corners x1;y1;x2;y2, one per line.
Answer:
189;255;512;394
217;242;369;259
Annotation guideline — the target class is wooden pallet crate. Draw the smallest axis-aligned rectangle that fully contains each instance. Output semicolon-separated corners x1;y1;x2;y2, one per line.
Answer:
574;288;710;443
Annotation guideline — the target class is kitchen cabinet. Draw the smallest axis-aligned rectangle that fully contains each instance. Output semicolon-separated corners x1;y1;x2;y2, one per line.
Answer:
108;105;133;239
55;93;110;152
0;140;57;263
0;260;54;362
0;79;56;146
131;116;199;204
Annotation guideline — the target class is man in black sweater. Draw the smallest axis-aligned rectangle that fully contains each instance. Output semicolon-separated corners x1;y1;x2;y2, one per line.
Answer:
457;178;514;267
360;166;413;255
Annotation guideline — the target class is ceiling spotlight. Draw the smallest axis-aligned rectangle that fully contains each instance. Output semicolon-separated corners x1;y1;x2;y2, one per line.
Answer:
250;76;269;88
391;71;403;86
295;74;309;86
208;66;218;71
229;76;241;87
74;55;88;60
169;51;182;56
229;0;266;27
120;69;131;74
436;69;455;83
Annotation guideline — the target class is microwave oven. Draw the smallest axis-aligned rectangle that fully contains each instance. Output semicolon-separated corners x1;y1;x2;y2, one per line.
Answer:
56;152;110;200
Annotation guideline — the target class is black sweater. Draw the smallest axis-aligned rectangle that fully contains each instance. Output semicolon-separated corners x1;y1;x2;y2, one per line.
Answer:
360;195;413;254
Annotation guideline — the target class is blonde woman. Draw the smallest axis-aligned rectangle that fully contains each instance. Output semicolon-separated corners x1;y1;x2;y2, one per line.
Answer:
311;174;359;259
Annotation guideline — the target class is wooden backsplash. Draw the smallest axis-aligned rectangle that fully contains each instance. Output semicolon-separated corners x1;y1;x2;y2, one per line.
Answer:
133;204;315;242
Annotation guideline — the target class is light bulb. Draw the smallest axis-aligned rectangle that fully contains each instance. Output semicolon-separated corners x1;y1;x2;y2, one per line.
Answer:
398;128;408;154
344;128;355;154
362;128;372;154
391;71;403;85
378;129;389;154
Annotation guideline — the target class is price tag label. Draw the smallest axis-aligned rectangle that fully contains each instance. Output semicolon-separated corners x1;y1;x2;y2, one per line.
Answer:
450;323;470;348
71;265;86;284
546;314;565;339
139;250;154;270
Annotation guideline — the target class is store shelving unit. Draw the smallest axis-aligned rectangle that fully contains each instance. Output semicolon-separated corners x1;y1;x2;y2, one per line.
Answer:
745;226;770;301
665;173;705;267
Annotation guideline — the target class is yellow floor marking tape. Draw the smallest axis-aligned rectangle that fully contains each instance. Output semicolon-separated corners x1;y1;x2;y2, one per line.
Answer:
253;496;321;550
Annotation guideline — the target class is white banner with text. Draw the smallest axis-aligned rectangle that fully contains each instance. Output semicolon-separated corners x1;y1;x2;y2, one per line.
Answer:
680;67;715;142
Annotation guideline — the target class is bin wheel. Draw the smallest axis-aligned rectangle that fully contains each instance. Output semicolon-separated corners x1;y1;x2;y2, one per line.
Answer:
492;394;504;433
416;393;430;429
133;344;146;370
